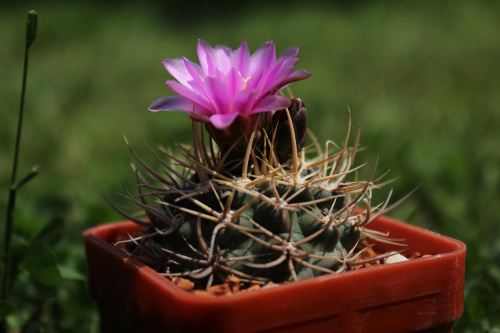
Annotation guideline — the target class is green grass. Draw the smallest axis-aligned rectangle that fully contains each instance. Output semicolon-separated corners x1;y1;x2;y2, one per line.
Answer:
1;1;499;331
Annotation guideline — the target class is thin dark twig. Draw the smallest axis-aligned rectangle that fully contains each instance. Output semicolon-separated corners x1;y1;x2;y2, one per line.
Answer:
1;11;38;330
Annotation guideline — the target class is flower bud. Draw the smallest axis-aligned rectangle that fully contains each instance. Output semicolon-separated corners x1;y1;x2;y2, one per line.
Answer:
271;98;308;164
26;10;38;49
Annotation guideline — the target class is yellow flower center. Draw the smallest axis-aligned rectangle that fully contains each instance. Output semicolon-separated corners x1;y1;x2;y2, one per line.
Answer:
238;71;252;89
242;76;251;89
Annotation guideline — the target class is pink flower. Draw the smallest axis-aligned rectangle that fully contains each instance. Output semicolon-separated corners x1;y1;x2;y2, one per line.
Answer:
149;39;311;130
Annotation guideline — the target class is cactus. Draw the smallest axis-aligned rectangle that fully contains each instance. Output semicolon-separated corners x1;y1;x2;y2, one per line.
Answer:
106;40;405;288
107;101;404;287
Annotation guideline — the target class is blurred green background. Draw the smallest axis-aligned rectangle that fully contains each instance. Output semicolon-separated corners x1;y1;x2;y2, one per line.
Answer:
1;0;499;331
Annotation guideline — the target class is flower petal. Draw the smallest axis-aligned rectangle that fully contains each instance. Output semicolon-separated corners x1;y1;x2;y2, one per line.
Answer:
148;95;193;112
251;95;291;114
225;68;245;97
197;39;217;76
273;69;312;93
262;58;298;94
167;80;212;111
188;112;211;123
247;42;276;90
203;77;231;114
232;88;261;115
182;57;205;90
163;58;192;87
191;103;212;116
249;41;275;75
277;45;299;60
230;41;250;77
149;96;212;117
214;44;232;74
209;113;239;129
261;46;301;93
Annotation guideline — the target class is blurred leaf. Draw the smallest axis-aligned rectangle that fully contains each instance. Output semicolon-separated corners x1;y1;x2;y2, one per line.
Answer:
20;306;42;333
31;218;64;247
7;236;30;292
0;301;15;319
464;274;481;299
21;321;41;333
481;319;500;332
0;260;4;289
58;266;85;281
489;266;500;284
25;242;62;287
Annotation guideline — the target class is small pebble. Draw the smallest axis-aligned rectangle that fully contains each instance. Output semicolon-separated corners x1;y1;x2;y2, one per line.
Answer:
384;253;409;264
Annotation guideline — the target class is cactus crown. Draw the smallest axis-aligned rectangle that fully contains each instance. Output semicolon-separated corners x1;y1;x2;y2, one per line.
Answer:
106;41;406;289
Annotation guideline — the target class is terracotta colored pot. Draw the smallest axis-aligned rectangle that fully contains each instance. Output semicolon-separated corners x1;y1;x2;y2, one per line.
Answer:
84;214;465;333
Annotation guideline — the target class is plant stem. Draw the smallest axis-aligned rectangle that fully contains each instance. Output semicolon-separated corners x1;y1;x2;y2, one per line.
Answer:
1;10;38;306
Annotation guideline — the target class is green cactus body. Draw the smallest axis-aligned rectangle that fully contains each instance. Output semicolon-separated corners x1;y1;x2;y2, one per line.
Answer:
110;100;401;288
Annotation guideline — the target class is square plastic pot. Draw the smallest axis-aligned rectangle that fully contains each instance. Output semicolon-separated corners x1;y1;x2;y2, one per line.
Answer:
84;214;465;333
